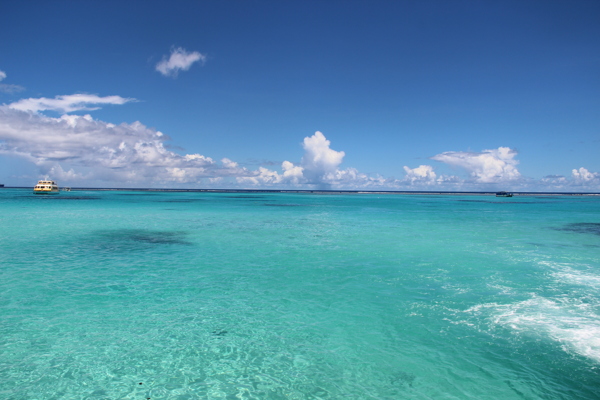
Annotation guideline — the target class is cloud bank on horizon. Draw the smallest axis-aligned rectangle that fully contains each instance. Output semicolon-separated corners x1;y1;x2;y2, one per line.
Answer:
0;91;598;191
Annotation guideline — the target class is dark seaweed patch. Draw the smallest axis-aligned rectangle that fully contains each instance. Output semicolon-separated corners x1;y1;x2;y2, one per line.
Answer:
557;223;600;236
158;199;205;203
93;229;192;251
35;195;100;200
128;231;189;244
263;203;306;207
390;371;416;388
115;192;160;196
456;199;534;204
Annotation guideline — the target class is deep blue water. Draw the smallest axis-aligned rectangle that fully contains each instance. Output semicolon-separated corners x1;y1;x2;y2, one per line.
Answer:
1;189;599;399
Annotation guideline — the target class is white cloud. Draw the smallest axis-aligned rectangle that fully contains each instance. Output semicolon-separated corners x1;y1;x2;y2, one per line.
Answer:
572;167;599;183
237;132;395;189
403;165;437;184
237;132;464;190
324;167;388;188
0;106;257;186
431;147;521;183
46;164;88;182
541;175;568;187
0;70;25;93
2;93;598;192
301;131;345;186
156;47;206;77
0;84;25;94
221;158;238;169
8;94;135;113
281;160;304;184
238;131;368;189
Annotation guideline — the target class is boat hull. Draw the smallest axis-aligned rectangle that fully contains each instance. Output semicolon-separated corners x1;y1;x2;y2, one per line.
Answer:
33;189;60;194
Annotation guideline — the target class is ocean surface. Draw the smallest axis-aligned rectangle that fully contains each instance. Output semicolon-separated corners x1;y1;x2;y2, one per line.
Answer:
1;188;599;400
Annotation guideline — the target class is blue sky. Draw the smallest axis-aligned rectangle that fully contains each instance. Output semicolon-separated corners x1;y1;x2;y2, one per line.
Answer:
1;0;599;190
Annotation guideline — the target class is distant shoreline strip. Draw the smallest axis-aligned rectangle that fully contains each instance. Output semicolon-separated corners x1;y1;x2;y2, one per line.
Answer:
2;187;599;196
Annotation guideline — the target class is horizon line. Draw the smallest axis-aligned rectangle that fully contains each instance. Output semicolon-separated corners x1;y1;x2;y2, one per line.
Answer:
2;186;599;196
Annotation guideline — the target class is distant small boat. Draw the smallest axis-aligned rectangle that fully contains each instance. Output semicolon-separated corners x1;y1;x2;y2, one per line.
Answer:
496;191;513;197
33;180;60;194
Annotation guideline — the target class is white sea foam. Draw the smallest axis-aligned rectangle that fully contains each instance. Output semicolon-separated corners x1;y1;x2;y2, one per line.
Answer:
550;266;600;290
489;296;600;363
461;260;600;362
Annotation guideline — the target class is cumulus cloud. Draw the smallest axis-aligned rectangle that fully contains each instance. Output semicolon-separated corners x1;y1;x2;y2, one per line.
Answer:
0;71;6;81
324;168;389;188
538;169;600;191
238;131;349;188
156;47;206;77
236;162;294;186
238;131;365;189
221;158;238;169
237;132;396;189
8;94;135;113
281;160;304;184
300;131;345;186
403;165;437;184
572;167;599;183
431;147;521;183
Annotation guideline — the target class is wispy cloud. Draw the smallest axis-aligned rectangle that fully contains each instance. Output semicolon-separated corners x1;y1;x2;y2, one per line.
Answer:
8;94;135;114
0;70;25;94
156;47;206;77
0;84;25;94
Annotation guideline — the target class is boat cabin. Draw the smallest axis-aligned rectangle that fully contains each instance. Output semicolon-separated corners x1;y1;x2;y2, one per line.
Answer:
33;180;60;194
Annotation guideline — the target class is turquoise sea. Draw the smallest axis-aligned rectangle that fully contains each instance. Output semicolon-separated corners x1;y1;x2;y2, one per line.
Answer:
1;188;599;399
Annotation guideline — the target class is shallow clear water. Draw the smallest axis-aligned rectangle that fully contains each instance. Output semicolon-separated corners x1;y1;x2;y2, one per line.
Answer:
1;189;599;399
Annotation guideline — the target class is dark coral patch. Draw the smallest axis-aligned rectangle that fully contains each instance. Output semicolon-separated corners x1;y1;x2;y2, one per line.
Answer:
91;229;193;252
558;223;600;236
